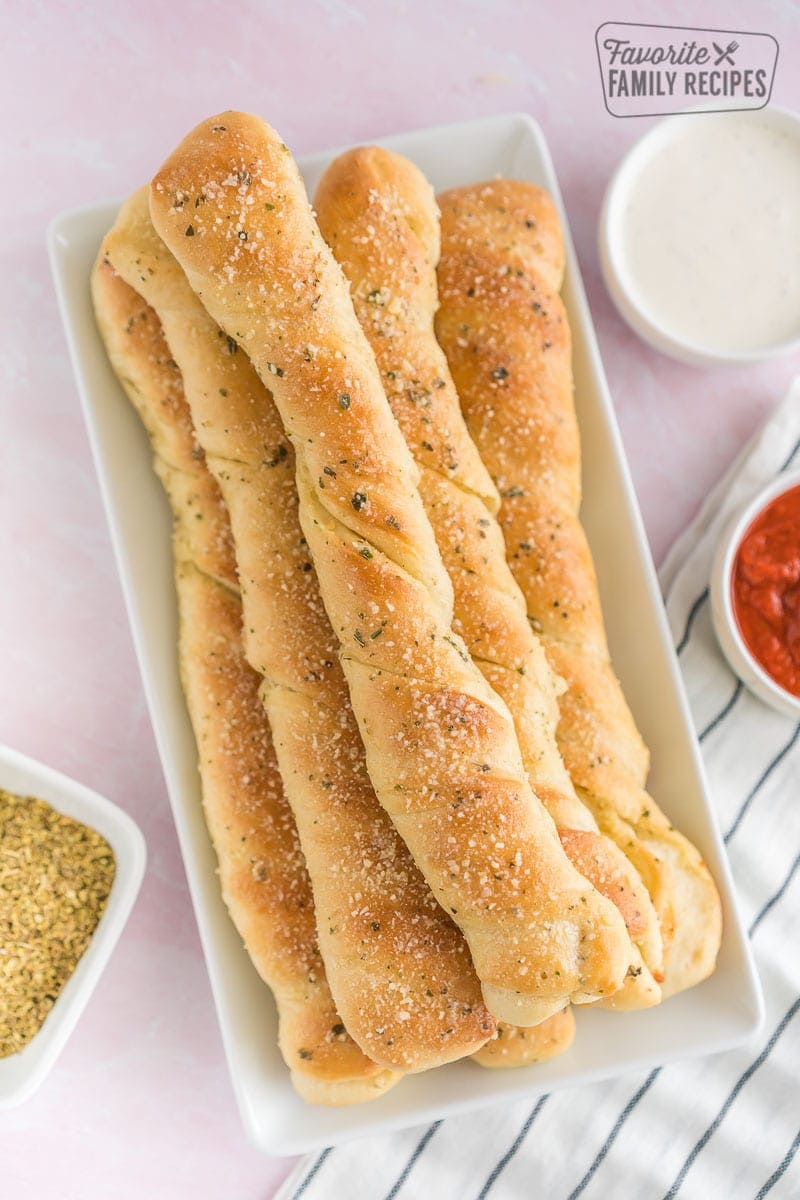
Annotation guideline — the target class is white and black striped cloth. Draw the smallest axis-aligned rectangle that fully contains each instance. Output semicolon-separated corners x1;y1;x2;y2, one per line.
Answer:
277;381;800;1200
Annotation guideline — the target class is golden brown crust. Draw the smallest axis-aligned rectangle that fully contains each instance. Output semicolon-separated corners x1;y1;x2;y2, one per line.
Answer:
472;1008;575;1069
436;179;722;996
314;146;661;1012
149;112;632;1025
91;259;397;1102
314;146;498;515
103;190;494;1071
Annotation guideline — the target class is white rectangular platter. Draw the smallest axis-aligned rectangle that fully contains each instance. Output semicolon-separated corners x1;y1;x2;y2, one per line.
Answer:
49;112;762;1156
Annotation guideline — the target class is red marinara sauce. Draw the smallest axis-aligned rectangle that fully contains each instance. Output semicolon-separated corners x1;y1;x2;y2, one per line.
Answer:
732;483;800;698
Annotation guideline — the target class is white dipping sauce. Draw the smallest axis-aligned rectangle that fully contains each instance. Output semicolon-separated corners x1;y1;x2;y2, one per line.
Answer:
616;111;800;354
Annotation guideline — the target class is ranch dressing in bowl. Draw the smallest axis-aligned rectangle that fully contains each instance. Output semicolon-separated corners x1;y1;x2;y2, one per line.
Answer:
600;108;800;365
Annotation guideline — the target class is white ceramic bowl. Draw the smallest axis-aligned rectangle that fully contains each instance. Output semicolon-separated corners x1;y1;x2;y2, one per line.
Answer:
711;470;800;719
0;744;146;1108
599;107;800;367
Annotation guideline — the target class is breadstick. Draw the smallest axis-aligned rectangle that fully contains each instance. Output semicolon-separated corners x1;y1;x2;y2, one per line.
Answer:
472;1009;575;1069
314;145;662;1010
91;258;398;1103
150;111;632;1025
102;189;494;1070
436;180;722;996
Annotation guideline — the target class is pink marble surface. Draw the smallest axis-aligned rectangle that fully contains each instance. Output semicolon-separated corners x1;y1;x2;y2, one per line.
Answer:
1;1;799;1196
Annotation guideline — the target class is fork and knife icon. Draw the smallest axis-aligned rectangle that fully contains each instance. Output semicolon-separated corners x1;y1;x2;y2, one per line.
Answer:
712;39;738;66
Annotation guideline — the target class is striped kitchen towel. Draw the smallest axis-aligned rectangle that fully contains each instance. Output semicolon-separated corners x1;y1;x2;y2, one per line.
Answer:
276;379;800;1200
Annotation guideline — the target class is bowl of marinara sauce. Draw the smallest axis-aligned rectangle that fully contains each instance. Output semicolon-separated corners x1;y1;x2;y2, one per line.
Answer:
711;471;800;718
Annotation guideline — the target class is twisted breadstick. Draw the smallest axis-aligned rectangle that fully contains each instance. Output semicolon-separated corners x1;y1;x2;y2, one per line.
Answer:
314;146;662;1010
150;112;632;1024
435;181;721;996
102;189;494;1070
91;258;398;1103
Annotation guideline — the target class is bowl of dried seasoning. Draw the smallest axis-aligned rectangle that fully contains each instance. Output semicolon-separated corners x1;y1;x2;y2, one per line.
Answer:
0;743;146;1107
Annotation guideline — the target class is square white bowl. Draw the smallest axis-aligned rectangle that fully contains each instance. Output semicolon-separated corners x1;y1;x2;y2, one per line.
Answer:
0;743;146;1108
48;112;762;1156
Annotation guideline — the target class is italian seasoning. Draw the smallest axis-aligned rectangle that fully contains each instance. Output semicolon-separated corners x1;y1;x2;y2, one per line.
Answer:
0;789;116;1056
